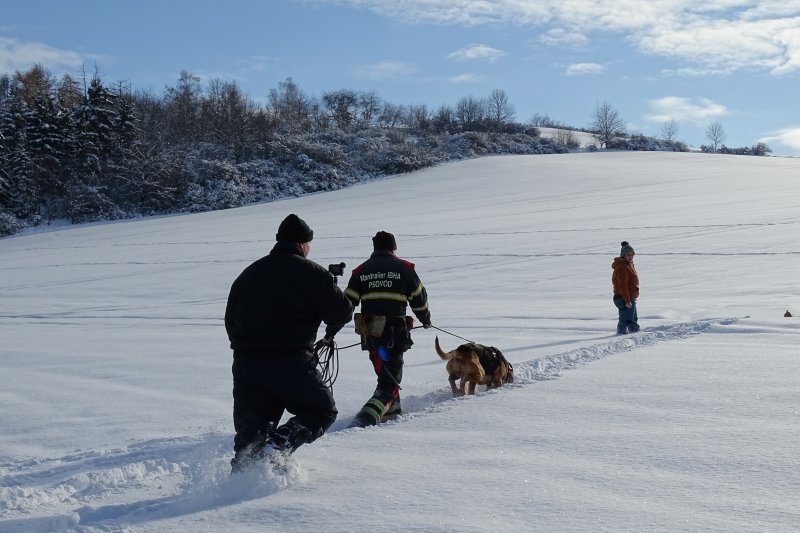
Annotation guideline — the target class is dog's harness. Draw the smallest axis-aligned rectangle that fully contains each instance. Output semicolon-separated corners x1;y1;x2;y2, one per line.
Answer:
461;343;513;378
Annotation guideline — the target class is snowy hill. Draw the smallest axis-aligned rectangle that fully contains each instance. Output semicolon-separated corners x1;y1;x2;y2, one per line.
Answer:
538;126;599;148
1;152;799;532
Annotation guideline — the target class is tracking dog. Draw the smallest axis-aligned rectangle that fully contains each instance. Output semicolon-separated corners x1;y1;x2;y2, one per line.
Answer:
435;337;514;395
435;336;485;395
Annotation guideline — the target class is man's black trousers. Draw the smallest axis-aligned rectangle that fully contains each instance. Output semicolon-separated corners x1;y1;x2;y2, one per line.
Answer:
232;355;337;454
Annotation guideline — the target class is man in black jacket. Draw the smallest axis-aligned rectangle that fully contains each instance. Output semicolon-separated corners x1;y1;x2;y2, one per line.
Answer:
225;213;353;472
345;231;431;427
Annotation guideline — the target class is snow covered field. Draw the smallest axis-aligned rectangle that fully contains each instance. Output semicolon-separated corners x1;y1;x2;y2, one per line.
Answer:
1;152;799;532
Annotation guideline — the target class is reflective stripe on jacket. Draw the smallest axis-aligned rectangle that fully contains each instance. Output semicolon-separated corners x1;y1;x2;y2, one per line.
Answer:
345;250;431;324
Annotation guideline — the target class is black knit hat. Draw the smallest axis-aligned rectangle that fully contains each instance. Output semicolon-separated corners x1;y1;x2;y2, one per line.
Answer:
620;241;635;256
276;214;313;243
372;231;397;251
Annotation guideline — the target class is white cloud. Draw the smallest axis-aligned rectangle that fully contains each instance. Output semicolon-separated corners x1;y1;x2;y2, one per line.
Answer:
759;127;800;151
448;43;507;62
538;28;589;48
447;73;484;83
236;56;272;73
329;0;800;75
0;37;84;72
769;23;800;74
332;0;552;25
645;96;728;125
741;1;800;20
565;62;606;76
354;61;417;80
634;17;799;75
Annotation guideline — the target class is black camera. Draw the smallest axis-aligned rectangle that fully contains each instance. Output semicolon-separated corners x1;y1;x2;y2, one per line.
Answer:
328;262;346;277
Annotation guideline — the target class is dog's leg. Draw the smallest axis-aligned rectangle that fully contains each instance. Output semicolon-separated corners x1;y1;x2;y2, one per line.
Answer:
449;374;460;396
467;380;477;395
458;376;467;396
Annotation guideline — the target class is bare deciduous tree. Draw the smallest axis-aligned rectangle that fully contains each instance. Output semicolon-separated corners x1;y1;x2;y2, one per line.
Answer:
267;77;312;133
405;103;430;131
590;101;625;148
203;79;257;162
431;104;455;133
486;88;515;131
661;119;679;142
529;113;552;127
357;90;382;129
554;128;578;148
377;101;404;129
455;95;486;131
165;70;202;145
706;121;727;152
322;89;358;131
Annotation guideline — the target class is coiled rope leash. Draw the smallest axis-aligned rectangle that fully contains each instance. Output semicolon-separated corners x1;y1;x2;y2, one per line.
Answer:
313;339;340;390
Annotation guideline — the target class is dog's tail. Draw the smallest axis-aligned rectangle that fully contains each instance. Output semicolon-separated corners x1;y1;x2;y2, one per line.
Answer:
435;336;453;360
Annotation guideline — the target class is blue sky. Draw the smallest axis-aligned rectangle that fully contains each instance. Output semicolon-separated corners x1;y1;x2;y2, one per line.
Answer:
2;0;799;154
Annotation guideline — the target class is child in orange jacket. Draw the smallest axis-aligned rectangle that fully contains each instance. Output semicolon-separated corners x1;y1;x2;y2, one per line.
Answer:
612;241;640;334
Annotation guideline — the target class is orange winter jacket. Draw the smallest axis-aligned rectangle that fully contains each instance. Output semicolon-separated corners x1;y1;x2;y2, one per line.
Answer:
612;257;639;305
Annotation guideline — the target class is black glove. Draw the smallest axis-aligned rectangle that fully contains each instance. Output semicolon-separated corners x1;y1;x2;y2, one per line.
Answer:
423;322;432;329
322;335;335;346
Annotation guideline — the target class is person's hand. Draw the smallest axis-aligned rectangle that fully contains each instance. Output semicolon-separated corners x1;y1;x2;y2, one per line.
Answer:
318;335;335;348
625;302;632;309
423;322;432;329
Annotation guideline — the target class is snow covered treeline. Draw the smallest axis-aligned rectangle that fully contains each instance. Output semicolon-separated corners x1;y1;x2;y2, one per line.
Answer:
0;69;570;237
0;66;733;238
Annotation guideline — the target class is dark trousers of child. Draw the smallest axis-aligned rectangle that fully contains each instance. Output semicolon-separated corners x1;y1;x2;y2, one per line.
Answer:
613;296;640;334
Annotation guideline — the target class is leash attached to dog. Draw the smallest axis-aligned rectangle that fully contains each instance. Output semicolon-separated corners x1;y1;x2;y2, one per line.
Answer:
314;324;484;393
430;325;476;345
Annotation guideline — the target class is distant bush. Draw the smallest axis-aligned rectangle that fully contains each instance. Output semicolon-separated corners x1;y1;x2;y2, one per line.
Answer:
0;211;21;237
607;134;690;152
700;143;772;156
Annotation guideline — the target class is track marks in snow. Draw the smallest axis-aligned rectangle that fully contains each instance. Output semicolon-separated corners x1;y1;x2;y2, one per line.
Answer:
513;317;740;382
334;317;741;430
0;317;738;531
0;436;304;531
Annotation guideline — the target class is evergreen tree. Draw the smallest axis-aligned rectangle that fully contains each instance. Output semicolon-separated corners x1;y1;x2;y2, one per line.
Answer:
0;77;12;208
1;84;39;218
24;93;64;205
0;135;11;208
68;75;119;222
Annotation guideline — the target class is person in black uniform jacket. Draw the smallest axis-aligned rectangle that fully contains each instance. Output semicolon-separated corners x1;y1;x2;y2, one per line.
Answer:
345;231;431;427
225;214;353;472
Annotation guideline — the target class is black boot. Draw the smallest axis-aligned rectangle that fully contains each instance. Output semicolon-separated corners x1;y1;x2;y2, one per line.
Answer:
349;397;389;428
230;431;269;473
382;398;402;421
267;420;313;453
